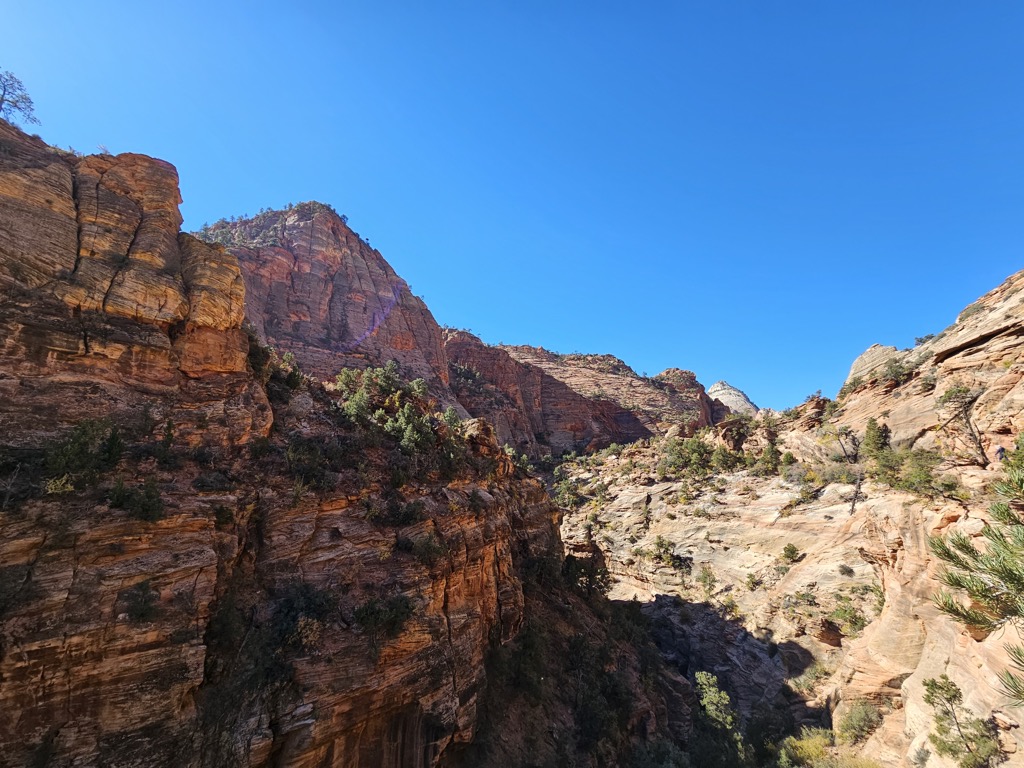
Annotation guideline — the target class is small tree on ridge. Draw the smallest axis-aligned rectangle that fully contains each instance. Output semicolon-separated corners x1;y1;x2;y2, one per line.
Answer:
0;69;39;126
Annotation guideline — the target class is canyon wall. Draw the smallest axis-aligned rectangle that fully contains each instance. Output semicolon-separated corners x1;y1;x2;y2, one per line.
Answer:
0;124;689;768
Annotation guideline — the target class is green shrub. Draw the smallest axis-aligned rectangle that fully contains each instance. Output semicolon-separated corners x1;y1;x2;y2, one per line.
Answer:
754;442;781;476
109;478;164;521
782;543;801;563
396;533;448;566
121;580;158;623
657;435;714;479
354;594;414;651
564;554;611;597
829;603;868;635
366;496;425;526
837;700;882;744
697;564;717;599
777;726;832;764
690;671;750;767
923;674;1002;768
45;420;123;488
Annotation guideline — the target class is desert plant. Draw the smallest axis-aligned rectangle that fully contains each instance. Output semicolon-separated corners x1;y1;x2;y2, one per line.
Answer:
697;564;717;599
121;580;158;623
829;603;868;635
353;594;414;652
0;69;39;125
837;700;882;744
923;675;1002;768
690;671;751;767
937;385;988;466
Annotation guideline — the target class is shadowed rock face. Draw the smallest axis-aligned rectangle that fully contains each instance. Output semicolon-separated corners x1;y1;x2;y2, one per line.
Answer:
203;206;454;401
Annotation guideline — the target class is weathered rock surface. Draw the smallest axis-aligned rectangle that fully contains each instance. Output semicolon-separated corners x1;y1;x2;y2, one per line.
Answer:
0;121;269;450
502;348;718;435
444;330;654;456
0;124;689;768
444;336;722;457
707;380;759;417
201;206;455;401
836;269;1024;459
559;273;1024;766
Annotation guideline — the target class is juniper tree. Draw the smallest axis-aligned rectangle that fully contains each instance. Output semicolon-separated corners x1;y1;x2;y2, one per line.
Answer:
937;385;988;466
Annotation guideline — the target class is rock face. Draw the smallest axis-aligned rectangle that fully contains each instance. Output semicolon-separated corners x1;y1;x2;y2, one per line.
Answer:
444;330;654;456
557;274;1024;767
836;269;1024;457
844;344;901;385
0;125;548;767
201;207;455;400
0;125;688;768
0;120;269;451
444;334;722;458
707;380;758;417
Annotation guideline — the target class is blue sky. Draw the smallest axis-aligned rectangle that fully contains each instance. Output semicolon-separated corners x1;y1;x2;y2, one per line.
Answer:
7;2;1023;408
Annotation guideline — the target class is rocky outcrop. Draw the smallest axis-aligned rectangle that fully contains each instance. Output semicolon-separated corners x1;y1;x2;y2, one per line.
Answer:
707;380;758;417
844;344;901;385
502;348;718;435
444;337;722;458
444;330;653;456
0;121;269;451
835;269;1024;458
200;206;455;401
0;124;689;768
557;273;1024;766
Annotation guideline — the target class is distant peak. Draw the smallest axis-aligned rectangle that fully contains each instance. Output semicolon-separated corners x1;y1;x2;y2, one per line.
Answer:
707;380;759;415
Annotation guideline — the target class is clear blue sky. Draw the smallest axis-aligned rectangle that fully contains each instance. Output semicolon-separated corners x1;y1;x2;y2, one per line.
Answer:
7;2;1023;409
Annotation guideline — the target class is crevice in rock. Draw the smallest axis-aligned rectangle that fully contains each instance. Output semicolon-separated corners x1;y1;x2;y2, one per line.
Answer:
932;324;1023;365
101;211;142;313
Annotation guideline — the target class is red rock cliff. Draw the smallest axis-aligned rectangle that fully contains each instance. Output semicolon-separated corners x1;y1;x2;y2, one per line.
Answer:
200;207;454;398
0;125;561;768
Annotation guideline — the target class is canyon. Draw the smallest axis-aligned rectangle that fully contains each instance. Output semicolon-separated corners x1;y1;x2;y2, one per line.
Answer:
1;118;1022;768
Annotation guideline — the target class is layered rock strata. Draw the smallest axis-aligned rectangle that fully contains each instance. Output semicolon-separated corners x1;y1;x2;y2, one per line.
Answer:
202;207;455;401
444;332;723;458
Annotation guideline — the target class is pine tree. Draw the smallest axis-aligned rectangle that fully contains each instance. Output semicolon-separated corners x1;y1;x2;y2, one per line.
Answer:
930;437;1024;703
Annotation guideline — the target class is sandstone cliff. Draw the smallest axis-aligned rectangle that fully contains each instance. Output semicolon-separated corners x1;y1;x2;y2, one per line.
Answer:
0;124;690;768
0;120;269;454
836;269;1024;457
556;275;1024;767
444;331;722;459
198;207;455;402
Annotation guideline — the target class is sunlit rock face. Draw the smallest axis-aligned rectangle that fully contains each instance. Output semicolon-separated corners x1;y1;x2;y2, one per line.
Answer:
707;380;758;417
0;120;269;450
0;123;689;768
444;331;721;458
0;123;561;767
556;273;1024;766
202;205;456;404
